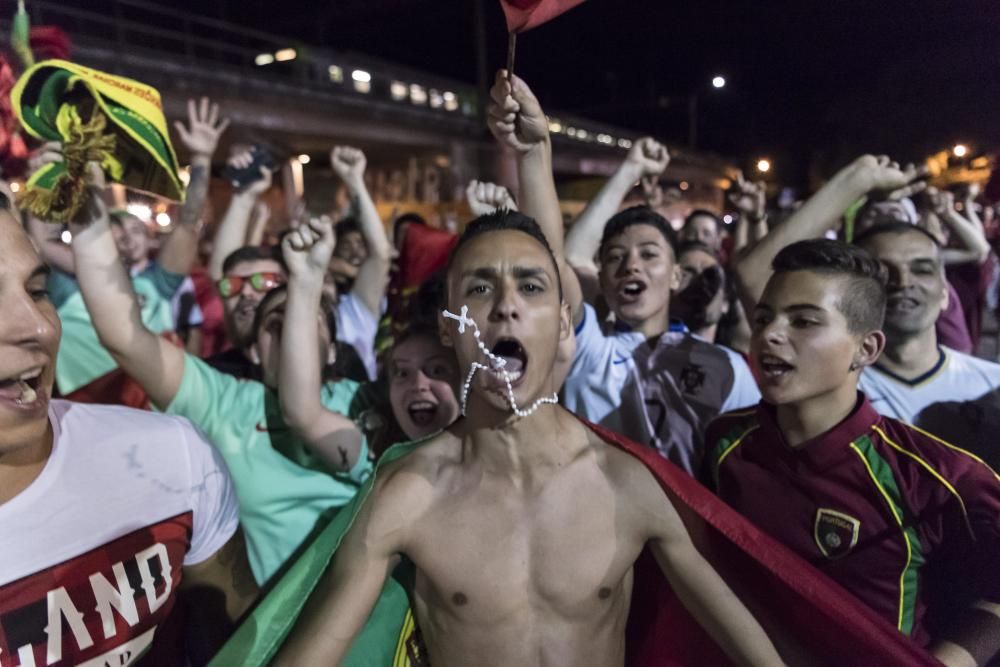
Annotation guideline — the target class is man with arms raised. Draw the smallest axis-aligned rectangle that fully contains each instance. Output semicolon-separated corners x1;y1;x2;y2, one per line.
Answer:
275;210;783;666
0;192;257;665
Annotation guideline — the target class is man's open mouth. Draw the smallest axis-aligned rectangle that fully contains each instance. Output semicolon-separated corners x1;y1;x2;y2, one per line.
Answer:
886;295;921;313
407;400;439;426
490;338;528;384
0;366;44;404
758;353;794;379
618;280;647;302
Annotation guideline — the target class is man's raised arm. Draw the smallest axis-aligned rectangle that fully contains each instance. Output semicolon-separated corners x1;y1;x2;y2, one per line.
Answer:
734;155;918;313
208;151;273;280
158;97;229;276
69;165;186;409
332;146;391;316
486;70;584;323
279;215;366;473
564;137;669;274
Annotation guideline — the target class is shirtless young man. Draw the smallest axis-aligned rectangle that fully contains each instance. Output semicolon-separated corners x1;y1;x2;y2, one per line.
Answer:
276;210;783;666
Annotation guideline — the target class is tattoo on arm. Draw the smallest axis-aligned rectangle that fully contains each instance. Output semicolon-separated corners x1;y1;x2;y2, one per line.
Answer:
179;165;209;229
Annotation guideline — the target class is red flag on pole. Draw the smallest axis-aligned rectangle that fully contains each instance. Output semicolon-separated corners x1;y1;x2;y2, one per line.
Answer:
500;0;586;33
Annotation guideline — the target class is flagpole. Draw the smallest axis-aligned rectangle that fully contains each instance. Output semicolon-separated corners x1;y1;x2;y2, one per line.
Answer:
506;31;517;81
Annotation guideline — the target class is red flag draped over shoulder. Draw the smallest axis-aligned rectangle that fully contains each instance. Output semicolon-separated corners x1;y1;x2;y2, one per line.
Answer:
500;0;586;33
591;422;940;666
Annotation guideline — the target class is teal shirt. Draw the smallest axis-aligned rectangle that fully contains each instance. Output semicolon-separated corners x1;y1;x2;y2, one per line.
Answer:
166;354;373;585
50;264;183;394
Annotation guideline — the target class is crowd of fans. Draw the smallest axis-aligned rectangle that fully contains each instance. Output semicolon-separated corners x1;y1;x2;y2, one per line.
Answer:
4;63;1000;666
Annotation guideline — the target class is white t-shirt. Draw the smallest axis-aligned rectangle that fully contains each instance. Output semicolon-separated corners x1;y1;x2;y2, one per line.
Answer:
0;400;239;666
335;292;382;381
564;303;760;473
861;346;1000;425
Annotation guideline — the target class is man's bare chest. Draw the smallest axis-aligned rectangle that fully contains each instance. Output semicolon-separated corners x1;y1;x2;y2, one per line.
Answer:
404;476;644;621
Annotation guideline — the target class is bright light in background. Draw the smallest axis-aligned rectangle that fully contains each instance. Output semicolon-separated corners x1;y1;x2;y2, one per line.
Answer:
126;203;152;220
298;154;311;165
597;133;614;145
390;81;408;100
351;69;371;83
155;212;171;227
60;230;72;243
723;214;734;224
757;158;771;173
576;129;589;140
618;138;633;149
9;181;19;193
953;144;968;158
409;84;427;105
566;127;578;138
679;181;690;191
712;76;726;89
274;48;296;62
255;53;274;66
328;65;343;83
547;117;563;133
429;89;443;109
178;167;191;186
443;91;459;112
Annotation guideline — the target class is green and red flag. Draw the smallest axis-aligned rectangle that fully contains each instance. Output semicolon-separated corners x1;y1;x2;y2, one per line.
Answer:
209;419;938;666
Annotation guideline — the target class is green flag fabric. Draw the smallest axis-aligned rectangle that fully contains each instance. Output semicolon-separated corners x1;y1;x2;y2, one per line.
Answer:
11;59;183;223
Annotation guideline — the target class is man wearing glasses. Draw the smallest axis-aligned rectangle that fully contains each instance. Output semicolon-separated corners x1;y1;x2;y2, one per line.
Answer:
205;246;287;380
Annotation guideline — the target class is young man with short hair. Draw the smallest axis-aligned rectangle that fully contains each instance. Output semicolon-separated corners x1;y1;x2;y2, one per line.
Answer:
0;205;257;664
854;222;1000;426
706;239;1000;666
490;74;758;474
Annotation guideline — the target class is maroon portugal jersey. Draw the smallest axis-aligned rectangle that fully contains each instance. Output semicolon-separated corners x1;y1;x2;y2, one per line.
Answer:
704;394;1000;647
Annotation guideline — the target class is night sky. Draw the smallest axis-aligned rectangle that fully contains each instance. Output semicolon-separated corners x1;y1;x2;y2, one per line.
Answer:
151;0;1000;187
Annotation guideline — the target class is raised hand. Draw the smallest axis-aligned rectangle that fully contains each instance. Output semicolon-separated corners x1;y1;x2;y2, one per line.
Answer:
855;155;926;200
466;179;518;217
174;97;230;159
282;215;336;284
728;172;766;219
623;137;670;181
227;148;272;195
487;70;548;153
330;146;367;186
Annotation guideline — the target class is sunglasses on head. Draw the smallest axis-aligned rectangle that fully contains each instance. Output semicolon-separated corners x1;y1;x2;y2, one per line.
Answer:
217;272;286;298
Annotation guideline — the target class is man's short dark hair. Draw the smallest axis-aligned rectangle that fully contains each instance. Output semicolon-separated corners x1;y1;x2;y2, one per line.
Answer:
335;218;362;241
221;245;287;276
447;209;563;301
599;205;678;257
853;221;943;250
683;209;720;231
772;239;886;334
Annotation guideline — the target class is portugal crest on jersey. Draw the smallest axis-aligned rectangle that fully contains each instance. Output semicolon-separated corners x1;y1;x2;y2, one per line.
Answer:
814;508;861;559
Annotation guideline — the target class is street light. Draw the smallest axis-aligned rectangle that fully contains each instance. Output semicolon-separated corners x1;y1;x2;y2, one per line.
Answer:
689;75;728;148
757;158;771;173
953;144;968;158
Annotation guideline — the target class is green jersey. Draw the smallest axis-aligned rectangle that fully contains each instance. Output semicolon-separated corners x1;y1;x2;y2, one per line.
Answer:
166;354;373;585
